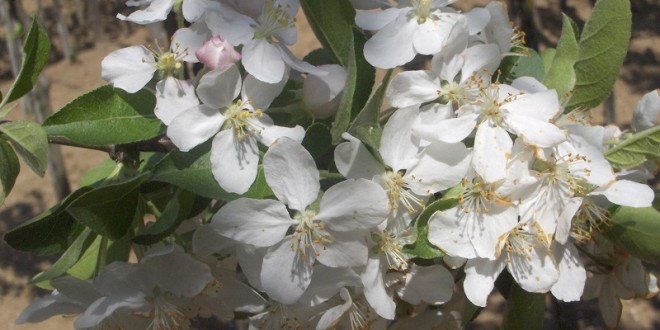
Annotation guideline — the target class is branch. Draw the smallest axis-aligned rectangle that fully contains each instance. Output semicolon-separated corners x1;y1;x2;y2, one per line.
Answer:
47;134;176;155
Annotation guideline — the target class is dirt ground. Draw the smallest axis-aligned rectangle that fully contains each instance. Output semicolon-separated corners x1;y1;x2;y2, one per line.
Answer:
0;0;658;329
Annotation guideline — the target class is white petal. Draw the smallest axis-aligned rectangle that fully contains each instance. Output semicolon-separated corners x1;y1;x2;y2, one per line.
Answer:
140;245;212;297
264;137;320;211
242;72;288;110
254;116;305;147
428;208;477;259
74;296;146;329
101;46;156;93
210;129;259;194
204;9;255;46
355;8;401;31
361;256;396;319
503;89;560;122
463;7;490;34
334;133;386;180
16;292;85;324
405;141;471;195
211;198;295;247
511;76;548;93
413;112;478;144
298;265;360;307
197;65;241;109
316;231;369;268
460;44;501;82
399;264;454;305
363;15;417;69
551;242;586;302
236;245;267;291
632;89;660;132
154;77;200;125
167;104;224;151
316;288;353;329
117;0;173;24
469;206;519;260
505;114;567;148
508;245;559;293
590;180;654;207
242;39;286;84
386;70;440;108
278;44;327;76
261;239;314;304
381;106;421;171
555;197;582;244
473;123;512;183
171;22;211;63
599;277;623;328
463;258;506;307
412;19;453;55
315;179;388;231
192;225;236;257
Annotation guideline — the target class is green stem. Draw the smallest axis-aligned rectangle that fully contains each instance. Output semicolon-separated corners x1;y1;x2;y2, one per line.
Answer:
95;236;109;275
318;170;345;180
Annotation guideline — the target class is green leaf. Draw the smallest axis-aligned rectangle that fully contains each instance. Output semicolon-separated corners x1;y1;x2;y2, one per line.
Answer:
540;48;556;75
302;122;333;159
300;0;356;66
0;120;49;176
32;228;97;283
0;139;20;205
42;85;163;146
544;14;579;99
79;159;120;187
349;69;393;131
330;28;375;144
151;143;272;201
497;47;545;84
303;48;336;66
66;234;132;280
4;187;92;255
403;199;457;259
133;190;196;245
604;126;660;169
0;16;51;108
66;174;148;240
603;206;660;263
566;0;631;110
502;282;545;330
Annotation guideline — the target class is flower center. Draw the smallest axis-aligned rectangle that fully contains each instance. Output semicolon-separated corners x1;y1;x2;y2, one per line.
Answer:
500;223;547;260
457;178;510;214
372;229;410;270
571;199;610;242
255;0;295;41
411;0;435;23
222;99;264;140
382;170;425;213
291;210;332;259
146;288;185;330
146;40;188;78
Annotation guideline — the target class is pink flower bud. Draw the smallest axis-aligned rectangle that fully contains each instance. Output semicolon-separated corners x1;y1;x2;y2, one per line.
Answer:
195;36;241;70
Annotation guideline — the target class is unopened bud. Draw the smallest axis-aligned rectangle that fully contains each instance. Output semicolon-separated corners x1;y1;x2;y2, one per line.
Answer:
195;36;241;71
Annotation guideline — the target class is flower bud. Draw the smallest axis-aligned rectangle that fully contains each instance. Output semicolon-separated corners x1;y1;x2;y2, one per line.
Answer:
195;36;241;70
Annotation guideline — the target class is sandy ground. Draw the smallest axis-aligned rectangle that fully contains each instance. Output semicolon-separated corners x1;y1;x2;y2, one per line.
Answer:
0;0;658;328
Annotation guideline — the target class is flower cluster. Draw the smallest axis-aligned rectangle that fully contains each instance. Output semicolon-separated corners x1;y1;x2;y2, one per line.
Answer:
16;0;658;329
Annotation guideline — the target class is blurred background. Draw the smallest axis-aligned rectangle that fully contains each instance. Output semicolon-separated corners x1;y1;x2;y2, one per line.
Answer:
0;0;657;328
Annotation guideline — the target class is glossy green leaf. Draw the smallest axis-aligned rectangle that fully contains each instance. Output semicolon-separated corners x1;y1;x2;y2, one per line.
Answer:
0;139;19;205
497;47;545;84
151;143;272;201
403;199;457;259
544;14;579;99
133;190;196;245
300;0;355;66
302;122;333;159
502;282;545;330
604;126;660;169
4;187;92;255
604;206;660;263
566;0;631;110
32;228;97;283
0;16;51;108
66;174;148;240
303;48;336;66
0;120;49;176
43;85;162;146
330;28;375;144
